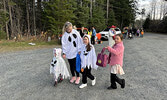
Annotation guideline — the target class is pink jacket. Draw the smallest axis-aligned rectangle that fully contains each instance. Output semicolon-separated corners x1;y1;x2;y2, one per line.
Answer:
107;42;124;67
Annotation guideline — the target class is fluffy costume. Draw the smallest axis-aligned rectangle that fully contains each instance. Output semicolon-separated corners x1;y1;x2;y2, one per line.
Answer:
50;48;70;81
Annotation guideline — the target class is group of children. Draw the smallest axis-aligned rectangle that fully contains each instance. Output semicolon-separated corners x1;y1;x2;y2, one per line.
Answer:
50;21;125;90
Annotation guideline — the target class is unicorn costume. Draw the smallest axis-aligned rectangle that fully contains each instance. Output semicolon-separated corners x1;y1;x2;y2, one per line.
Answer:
50;48;70;81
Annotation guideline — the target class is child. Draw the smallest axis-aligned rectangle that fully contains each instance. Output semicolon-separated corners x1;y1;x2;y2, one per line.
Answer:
50;48;70;86
79;35;98;89
106;34;125;90
61;22;83;84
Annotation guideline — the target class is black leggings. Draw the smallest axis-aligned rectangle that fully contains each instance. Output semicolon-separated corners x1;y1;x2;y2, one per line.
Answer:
68;58;79;77
110;73;123;88
91;36;95;45
82;66;95;84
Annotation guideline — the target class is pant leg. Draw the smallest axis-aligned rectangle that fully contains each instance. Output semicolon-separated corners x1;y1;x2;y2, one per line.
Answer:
115;75;123;85
82;68;87;84
86;67;95;80
110;73;117;88
91;36;95;45
68;58;80;77
68;59;75;76
72;58;80;77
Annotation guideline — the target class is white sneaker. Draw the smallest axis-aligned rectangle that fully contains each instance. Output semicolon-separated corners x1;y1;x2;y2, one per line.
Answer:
79;84;87;89
92;77;96;86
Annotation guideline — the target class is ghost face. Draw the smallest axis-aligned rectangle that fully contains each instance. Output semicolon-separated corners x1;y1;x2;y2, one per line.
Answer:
83;36;89;45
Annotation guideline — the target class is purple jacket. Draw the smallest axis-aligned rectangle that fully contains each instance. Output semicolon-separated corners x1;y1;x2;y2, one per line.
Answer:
108;42;124;67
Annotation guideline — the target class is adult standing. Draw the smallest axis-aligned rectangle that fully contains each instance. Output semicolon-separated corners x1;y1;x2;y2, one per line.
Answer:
91;26;96;45
80;27;84;38
109;25;116;47
61;22;83;84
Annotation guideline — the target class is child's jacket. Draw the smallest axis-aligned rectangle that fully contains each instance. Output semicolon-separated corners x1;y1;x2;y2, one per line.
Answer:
108;42;124;67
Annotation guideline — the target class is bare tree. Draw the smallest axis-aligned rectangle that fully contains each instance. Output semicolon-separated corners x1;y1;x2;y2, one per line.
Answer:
90;0;92;18
26;0;30;39
33;0;36;36
153;0;157;20
3;0;9;40
8;0;14;38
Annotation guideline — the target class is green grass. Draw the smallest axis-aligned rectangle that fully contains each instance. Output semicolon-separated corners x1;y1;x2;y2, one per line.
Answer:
0;40;60;47
0;40;61;53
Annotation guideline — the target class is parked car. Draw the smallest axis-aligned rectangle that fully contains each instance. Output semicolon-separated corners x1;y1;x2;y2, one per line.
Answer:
99;27;122;40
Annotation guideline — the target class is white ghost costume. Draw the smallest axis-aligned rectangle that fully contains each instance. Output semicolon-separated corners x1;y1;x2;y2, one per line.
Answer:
50;48;70;81
61;29;83;59
109;29;115;47
80;35;98;70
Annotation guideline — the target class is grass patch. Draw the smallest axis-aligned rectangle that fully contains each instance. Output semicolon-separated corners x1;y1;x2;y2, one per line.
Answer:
0;40;61;53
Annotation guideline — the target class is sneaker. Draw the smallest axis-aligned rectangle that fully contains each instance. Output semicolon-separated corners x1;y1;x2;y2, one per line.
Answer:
75;77;80;85
121;79;125;88
70;77;76;83
92;77;96;86
107;86;117;90
79;84;87;89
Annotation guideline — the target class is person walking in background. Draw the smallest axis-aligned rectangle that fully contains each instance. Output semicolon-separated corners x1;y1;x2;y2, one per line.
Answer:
140;29;144;37
61;22;83;85
137;29;140;37
109;25;116;47
91;26;96;45
80;27;85;38
105;34;125;90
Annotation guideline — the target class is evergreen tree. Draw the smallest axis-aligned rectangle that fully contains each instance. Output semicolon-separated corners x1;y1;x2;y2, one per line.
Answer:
43;0;76;35
143;14;151;30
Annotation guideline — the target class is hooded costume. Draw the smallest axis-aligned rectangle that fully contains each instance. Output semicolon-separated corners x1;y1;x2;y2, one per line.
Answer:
61;29;83;59
50;48;70;81
80;35;98;70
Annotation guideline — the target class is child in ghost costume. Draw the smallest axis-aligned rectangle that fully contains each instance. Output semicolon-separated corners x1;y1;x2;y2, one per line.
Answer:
50;48;70;86
79;35;98;89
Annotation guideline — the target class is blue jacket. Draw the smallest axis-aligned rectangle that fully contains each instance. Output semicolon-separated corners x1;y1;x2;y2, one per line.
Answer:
92;29;96;36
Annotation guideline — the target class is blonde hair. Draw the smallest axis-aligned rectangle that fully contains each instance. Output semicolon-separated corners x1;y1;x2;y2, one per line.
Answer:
62;21;73;34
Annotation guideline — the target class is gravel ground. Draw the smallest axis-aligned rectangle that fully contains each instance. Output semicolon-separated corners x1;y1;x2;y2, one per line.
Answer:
0;32;167;100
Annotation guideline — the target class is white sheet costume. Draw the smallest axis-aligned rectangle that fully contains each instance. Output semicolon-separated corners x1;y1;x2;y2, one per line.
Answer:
61;29;83;59
109;29;115;47
80;35;98;70
50;48;70;81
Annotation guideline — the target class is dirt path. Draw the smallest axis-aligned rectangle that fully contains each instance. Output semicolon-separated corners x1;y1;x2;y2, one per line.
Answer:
0;32;166;100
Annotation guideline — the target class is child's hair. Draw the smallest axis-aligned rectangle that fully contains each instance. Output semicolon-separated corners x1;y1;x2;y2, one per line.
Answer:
84;36;92;52
116;34;123;41
62;21;73;34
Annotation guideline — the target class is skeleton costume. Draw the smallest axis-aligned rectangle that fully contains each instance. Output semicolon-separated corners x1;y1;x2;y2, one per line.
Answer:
80;35;98;84
61;29;83;77
50;48;70;82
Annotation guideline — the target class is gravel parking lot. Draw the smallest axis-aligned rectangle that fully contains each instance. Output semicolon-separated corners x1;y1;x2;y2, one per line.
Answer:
0;32;167;100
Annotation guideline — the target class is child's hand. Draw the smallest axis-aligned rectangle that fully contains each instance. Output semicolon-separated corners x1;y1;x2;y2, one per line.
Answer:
62;54;66;59
105;46;110;50
81;68;84;72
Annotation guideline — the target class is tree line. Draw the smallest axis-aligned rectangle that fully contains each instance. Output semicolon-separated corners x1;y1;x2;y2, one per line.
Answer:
0;0;137;40
142;0;167;33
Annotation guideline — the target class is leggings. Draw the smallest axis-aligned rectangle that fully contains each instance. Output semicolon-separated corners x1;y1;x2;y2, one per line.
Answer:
68;58;79;77
82;66;95;84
